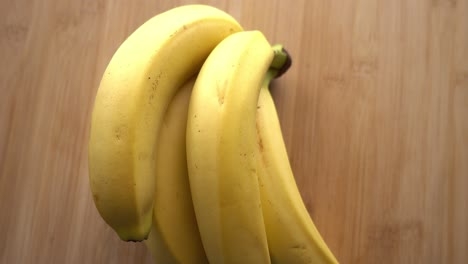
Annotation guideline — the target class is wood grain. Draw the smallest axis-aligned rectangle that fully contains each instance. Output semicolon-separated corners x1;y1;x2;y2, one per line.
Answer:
1;0;467;263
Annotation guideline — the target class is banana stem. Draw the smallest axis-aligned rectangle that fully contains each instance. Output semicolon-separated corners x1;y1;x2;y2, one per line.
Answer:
269;44;292;79
263;44;291;89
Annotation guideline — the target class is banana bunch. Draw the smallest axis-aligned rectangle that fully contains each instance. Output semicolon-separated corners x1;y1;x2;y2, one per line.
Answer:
88;4;338;264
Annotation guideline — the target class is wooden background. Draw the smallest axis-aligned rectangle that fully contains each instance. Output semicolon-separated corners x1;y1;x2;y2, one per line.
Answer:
1;0;467;263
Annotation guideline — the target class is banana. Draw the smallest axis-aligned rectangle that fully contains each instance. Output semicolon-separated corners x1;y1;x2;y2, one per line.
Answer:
256;46;339;263
186;31;273;264
88;5;242;241
144;77;208;263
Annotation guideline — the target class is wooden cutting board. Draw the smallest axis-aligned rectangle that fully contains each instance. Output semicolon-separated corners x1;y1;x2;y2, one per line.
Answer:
1;0;467;263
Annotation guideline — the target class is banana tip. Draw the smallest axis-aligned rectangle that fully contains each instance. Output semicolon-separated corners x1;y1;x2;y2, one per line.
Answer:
275;47;292;78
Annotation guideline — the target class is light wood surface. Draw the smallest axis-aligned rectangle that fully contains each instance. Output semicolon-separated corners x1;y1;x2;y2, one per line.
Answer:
1;0;467;263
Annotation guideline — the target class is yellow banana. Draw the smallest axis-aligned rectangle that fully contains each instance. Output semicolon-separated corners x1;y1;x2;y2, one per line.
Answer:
256;46;339;263
144;77;208;263
88;5;242;241
186;31;273;264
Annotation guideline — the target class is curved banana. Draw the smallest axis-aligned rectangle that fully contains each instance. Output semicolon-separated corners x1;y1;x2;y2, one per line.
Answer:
186;31;273;264
88;5;242;241
144;77;208;263
256;46;339;263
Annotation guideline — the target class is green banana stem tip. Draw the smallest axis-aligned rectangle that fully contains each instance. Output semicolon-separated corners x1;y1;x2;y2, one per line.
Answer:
270;44;292;78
